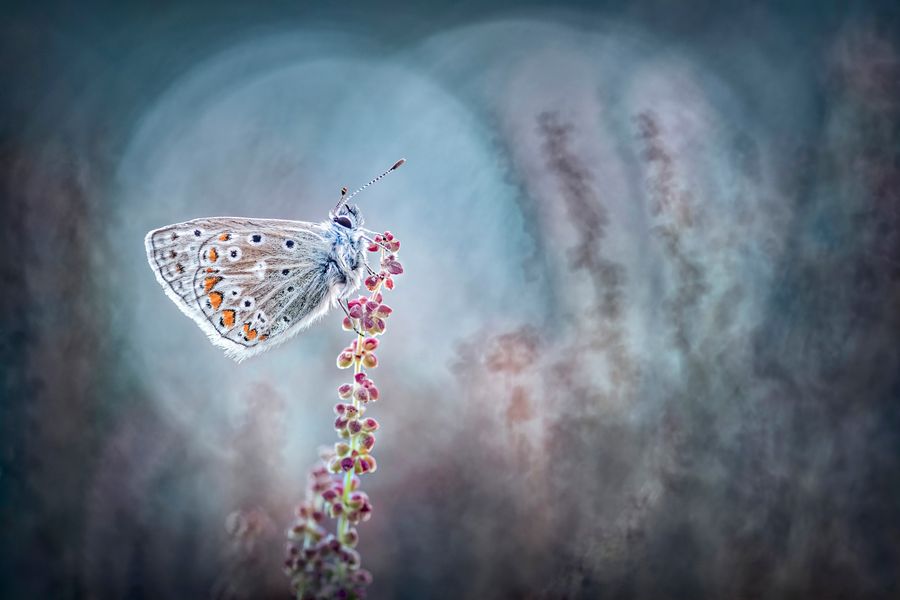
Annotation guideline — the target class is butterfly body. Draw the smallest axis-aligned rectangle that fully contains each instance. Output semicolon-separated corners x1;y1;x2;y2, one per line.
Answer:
145;202;367;362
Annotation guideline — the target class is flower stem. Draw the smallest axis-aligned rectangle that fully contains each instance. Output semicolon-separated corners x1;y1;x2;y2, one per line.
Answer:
338;329;364;541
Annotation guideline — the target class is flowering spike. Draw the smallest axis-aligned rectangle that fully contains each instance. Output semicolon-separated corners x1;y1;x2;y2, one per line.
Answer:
285;230;403;598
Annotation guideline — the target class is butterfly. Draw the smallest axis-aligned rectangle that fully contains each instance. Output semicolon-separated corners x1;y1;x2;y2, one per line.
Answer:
144;159;405;362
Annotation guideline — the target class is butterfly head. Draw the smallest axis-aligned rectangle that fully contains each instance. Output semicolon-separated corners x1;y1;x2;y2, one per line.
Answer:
330;202;363;230
329;159;404;230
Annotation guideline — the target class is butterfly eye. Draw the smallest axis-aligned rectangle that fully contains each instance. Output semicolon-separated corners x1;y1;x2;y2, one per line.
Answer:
334;216;352;229
284;239;295;249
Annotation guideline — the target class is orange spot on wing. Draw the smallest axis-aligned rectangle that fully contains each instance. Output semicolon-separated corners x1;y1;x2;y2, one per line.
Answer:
208;247;218;262
208;291;223;310
204;276;222;292
175;263;185;274
242;322;258;341
219;233;230;241
259;334;269;341
220;310;236;329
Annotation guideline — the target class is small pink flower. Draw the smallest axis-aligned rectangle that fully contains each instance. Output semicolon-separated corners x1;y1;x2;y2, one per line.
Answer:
346;296;393;335
359;433;376;452
367;232;401;253
336;348;354;368
365;271;397;292
381;254;403;275
354;373;380;402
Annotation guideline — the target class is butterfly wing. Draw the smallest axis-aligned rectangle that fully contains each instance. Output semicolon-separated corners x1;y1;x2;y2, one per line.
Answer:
145;217;341;362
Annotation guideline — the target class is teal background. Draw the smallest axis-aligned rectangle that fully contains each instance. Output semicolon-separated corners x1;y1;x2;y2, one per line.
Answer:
2;1;899;598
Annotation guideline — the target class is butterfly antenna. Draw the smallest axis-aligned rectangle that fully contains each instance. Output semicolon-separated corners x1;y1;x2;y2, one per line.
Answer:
334;159;406;212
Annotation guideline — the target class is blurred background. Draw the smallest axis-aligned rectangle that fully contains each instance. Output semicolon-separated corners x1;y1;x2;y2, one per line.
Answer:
2;1;900;598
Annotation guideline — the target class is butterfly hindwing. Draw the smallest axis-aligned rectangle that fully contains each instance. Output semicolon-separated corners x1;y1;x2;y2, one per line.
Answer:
145;217;339;361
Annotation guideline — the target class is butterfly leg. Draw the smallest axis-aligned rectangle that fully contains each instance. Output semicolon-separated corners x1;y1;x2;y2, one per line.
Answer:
338;298;367;337
360;234;393;253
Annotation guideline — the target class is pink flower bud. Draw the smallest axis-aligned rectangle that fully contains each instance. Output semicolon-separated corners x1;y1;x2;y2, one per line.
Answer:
365;300;379;312
344;548;361;568
352;570;373;585
354;372;367;384
348;304;364;319
321;489;338;502
367;385;379;401
362;418;379;431
382;255;403;274
364;455;377;472
338;384;353;398
372;318;386;334
373;292;383;304
348;420;362;435
362;353;378;369
342;527;359;547
334;442;350;457
360;433;375;451
342;317;354;331
340;457;354;472
385;277;394;290
354;387;370;403
367;243;379;252
337;351;354;368
375;304;392;317
334;403;347;415
364;275;379;291
329;503;343;518
362;337;379;351
334;417;347;430
328;458;342;473
374;235;383;243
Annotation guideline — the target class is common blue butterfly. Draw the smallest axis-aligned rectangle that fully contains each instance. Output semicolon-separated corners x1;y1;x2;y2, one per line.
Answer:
145;159;405;362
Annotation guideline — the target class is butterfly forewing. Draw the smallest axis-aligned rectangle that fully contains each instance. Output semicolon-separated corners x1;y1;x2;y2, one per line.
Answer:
145;217;338;361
